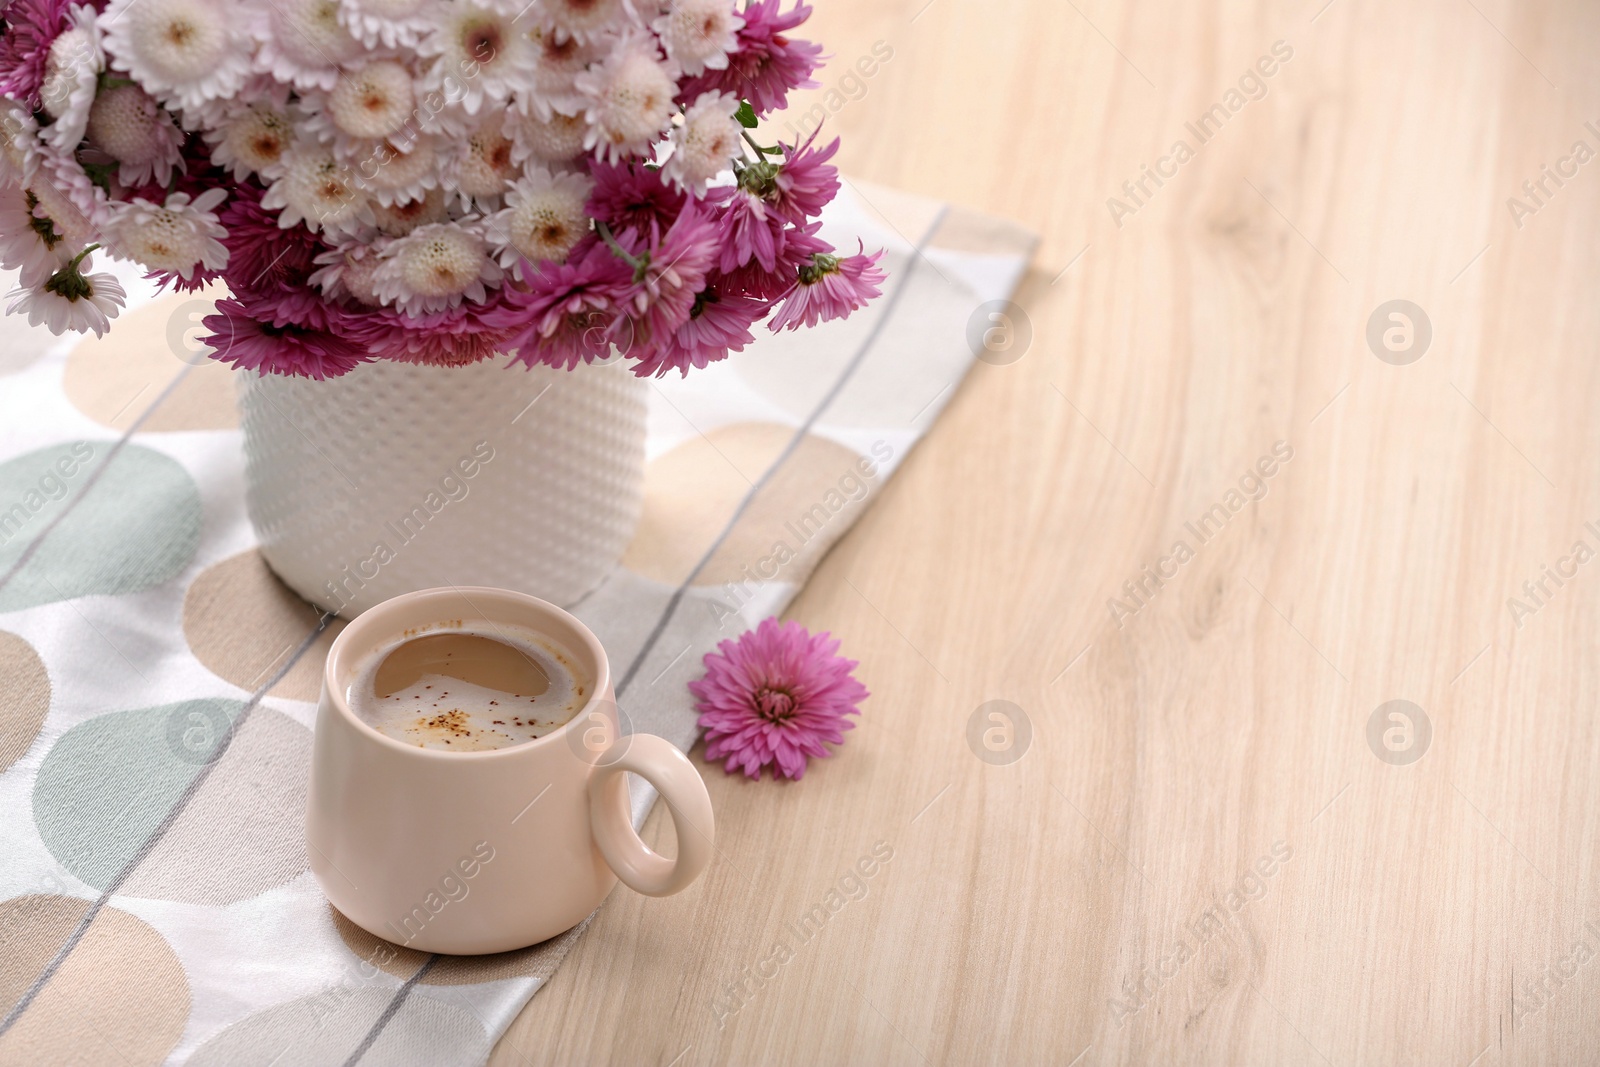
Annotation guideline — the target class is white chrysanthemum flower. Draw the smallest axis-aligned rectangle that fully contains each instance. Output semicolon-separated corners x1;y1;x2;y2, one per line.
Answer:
326;60;417;141
6;254;125;337
85;85;185;187
370;186;447;236
576;33;679;164
0;186;74;286
533;0;631;45
0;103;46;187
251;0;362;92
651;0;743;76
518;26;600;120
262;141;374;236
405;97;470;144
339;0;438;49
506;108;588;165
417;1;537;115
448;111;518;208
101;0;253;114
351;137;442;207
205;98;298;180
167;72;274;133
38;147;114;230
371;221;502;315
485;166;592;279
309;239;389;303
303;91;421;160
26;170;95;250
38;5;103;153
102;188;229;280
664;90;741;194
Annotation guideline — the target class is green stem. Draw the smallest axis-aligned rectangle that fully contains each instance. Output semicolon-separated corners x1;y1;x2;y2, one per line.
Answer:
594;221;643;272
741;131;783;158
67;243;99;271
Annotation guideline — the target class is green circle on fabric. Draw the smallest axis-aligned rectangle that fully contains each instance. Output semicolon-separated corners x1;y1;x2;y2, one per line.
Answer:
32;700;245;890
0;441;201;611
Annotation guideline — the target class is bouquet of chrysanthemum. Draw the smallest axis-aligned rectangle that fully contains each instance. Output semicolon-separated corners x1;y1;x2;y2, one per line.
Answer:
0;0;883;378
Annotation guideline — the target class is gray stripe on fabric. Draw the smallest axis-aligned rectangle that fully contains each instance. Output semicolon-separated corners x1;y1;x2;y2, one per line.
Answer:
338;956;440;1067
345;205;950;1066
0;613;332;1037
613;205;950;698
0;365;194;598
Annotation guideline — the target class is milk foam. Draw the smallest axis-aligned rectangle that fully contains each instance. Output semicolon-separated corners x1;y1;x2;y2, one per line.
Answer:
347;622;591;751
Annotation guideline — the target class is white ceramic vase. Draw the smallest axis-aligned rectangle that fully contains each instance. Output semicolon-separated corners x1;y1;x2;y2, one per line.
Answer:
236;358;647;616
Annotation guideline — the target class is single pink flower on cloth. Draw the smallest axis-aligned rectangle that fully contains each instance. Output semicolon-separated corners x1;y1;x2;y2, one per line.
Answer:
690;617;868;781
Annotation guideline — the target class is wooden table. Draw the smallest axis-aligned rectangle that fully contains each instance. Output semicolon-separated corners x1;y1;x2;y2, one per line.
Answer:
496;1;1600;1062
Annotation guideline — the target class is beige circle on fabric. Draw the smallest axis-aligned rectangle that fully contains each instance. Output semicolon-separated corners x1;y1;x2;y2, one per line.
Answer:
120;707;313;905
620;423;873;588
64;287;238;432
329;906;430;981
330;904;588;987
0;631;49;775
0;895;189;1066
185;987;487;1066
183;550;346;702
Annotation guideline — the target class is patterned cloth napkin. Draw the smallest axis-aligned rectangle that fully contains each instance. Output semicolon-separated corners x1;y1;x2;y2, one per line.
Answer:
0;180;1034;1066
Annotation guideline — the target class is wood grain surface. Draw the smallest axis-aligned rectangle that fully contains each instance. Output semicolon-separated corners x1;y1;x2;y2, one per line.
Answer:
495;1;1600;1063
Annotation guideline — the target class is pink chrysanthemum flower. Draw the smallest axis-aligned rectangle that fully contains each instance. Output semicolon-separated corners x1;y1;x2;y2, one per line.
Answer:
630;275;763;377
488;240;629;369
217;181;323;297
769;244;885;332
586;160;685;243
677;0;821;116
771;129;841;225
714;187;785;274
611;201;719;347
348;294;517;368
201;297;370;379
690;617;867;781
0;0;73;107
719;217;827;300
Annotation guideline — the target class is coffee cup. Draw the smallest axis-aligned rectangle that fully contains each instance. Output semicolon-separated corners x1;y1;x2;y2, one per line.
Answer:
306;586;714;954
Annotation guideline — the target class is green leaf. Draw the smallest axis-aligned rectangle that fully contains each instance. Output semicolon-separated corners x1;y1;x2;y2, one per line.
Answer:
735;100;759;129
80;161;115;195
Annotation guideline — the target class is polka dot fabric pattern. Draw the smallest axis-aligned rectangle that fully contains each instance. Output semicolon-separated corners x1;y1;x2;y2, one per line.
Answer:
0;182;1036;1065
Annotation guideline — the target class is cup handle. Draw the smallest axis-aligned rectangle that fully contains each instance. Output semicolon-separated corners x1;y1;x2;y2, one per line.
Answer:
587;733;714;897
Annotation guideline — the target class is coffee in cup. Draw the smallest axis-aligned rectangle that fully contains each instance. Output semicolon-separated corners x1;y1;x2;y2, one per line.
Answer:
347;622;592;751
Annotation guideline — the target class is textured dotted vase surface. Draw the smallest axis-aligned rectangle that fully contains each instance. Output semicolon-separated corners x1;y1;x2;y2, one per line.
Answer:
236;358;647;614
